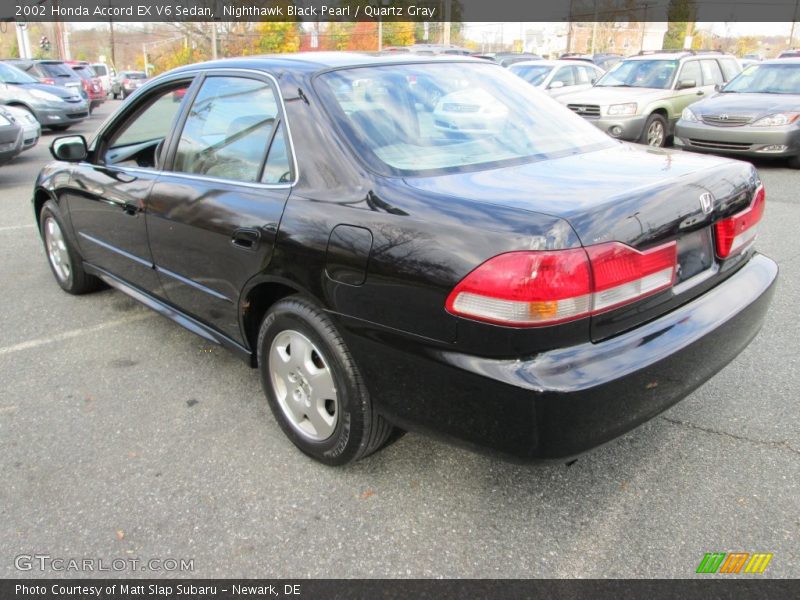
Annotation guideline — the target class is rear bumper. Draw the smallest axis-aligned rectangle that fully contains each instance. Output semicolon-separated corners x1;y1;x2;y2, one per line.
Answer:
341;254;778;461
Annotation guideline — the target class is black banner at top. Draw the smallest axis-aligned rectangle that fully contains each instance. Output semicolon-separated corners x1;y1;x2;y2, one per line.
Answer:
4;0;800;23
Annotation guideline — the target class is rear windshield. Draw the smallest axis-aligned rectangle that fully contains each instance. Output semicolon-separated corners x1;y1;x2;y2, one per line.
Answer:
73;66;95;80
124;72;147;79
39;62;75;78
722;63;800;94
92;64;108;76
315;62;613;177
596;59;679;89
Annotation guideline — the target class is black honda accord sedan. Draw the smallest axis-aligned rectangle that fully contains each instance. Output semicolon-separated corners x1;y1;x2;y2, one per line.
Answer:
34;53;777;465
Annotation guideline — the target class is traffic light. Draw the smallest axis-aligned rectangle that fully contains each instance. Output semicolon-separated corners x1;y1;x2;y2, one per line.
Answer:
40;36;51;52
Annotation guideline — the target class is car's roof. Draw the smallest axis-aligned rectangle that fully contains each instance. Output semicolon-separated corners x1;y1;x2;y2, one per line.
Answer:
626;52;735;62
765;57;800;64
511;59;601;68
169;52;491;76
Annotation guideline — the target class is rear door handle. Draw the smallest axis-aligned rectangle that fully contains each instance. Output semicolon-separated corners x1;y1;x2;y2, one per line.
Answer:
122;202;139;216
231;227;261;251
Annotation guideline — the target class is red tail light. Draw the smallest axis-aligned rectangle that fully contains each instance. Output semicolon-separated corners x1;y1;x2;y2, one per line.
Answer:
446;242;677;327
715;184;765;258
40;77;56;85
123;79;131;86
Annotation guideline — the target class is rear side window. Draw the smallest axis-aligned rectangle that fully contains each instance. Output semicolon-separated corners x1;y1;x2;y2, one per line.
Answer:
700;60;724;85
718;58;741;82
39;63;73;78
174;76;283;183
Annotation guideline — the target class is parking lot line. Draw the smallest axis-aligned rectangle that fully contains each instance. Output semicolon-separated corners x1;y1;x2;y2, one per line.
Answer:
0;224;36;232
0;313;154;357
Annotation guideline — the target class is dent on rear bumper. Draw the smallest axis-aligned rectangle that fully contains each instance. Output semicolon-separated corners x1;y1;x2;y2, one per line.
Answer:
342;254;778;461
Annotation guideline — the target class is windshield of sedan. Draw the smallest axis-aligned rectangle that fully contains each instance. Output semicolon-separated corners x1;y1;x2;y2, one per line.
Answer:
595;59;678;89
0;62;38;84
722;63;800;94
509;64;553;86
316;63;613;176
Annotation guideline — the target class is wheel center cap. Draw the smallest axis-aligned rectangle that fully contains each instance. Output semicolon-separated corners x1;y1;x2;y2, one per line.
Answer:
289;371;312;407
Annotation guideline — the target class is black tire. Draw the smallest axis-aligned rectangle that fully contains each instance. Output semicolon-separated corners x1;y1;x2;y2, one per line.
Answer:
787;155;800;169
640;113;668;147
112;91;118;100
257;295;395;466
39;201;101;295
48;125;70;132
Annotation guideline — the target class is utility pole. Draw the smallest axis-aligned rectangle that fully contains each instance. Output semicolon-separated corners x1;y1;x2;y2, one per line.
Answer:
790;0;799;48
142;44;148;77
15;23;32;59
63;23;71;60
109;20;116;67
640;3;651;52
210;22;218;59
443;0;451;46
565;0;574;54
590;0;599;54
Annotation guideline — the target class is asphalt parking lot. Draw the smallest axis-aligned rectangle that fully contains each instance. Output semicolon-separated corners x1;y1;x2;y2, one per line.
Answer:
1;100;797;579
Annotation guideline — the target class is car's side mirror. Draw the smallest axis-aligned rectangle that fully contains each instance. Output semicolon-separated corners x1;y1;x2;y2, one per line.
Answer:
677;79;697;90
50;135;88;162
549;80;565;89
714;83;721;92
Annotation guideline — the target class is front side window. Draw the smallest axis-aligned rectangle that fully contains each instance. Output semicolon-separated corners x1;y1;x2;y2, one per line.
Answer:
316;62;613;176
596;59;678;89
104;82;190;168
678;61;701;86
552;66;577;86
174;76;282;183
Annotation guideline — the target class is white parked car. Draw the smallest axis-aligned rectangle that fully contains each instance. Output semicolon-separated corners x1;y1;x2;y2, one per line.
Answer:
3;104;40;151
90;63;115;96
432;88;509;134
509;60;605;98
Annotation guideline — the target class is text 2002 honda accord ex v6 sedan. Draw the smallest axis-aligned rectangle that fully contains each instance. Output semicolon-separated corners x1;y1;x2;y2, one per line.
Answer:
34;54;777;465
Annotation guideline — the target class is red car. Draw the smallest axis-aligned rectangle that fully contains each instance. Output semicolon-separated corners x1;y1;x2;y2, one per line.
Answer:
66;61;104;112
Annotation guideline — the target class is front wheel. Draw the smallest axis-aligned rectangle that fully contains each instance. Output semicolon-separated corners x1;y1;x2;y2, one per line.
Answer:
640;113;668;147
39;201;101;294
257;296;396;465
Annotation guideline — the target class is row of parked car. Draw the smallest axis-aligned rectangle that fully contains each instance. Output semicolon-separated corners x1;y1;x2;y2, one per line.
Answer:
0;58;148;165
499;49;800;167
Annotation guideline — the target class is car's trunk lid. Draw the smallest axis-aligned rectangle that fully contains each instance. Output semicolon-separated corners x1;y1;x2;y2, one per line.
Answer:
404;143;760;341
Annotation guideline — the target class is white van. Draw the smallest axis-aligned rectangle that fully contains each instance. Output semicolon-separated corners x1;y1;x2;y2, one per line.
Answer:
90;63;116;97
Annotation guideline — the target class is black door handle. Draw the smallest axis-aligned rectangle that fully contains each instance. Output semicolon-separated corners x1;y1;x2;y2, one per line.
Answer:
122;202;139;216
231;228;261;250
696;90;705;95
